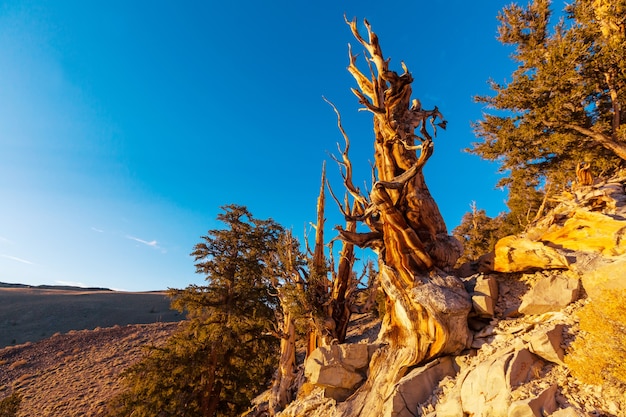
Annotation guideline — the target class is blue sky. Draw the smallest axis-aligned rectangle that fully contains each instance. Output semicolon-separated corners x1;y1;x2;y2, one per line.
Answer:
1;1;535;291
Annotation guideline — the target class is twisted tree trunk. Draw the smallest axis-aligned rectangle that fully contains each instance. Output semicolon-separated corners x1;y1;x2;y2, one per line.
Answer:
331;18;471;416
268;310;297;415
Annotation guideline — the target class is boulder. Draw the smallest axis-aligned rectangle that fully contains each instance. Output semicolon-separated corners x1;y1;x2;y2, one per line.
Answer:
305;362;362;391
386;356;457;417
508;384;557;417
519;273;580;315
493;236;570;273
472;274;499;317
580;256;626;300
304;343;370;395
528;324;566;365
460;348;542;417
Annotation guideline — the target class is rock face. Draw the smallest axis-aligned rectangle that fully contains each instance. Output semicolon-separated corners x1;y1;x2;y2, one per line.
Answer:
459;348;543;417
540;209;626;256
508;383;558;417
493;236;570;273
386;356;457;417
580;257;626;300
493;176;626;277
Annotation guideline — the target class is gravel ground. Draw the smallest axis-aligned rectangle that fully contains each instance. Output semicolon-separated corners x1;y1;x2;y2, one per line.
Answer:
0;322;179;417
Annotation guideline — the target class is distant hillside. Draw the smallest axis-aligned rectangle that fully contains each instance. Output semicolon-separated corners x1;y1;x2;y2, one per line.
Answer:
0;281;113;292
0;285;184;348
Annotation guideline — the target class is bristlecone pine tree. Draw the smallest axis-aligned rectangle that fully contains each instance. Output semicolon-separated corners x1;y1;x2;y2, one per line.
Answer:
266;164;368;415
108;205;283;417
470;0;626;228
326;17;472;417
452;202;509;267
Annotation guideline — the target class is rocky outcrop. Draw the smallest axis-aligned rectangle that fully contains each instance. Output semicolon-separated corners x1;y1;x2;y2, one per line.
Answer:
274;176;626;417
492;175;626;277
458;348;544;417
518;272;580;315
493;236;570;273
580;256;626;300
540;209;626;256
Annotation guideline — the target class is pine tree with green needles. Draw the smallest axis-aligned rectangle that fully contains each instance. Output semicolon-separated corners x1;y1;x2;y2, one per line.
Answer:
108;205;284;417
452;202;511;265
470;0;626;228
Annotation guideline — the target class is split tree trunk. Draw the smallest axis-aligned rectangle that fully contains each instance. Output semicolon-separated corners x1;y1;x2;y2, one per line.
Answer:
307;163;359;354
268;166;360;415
331;18;472;417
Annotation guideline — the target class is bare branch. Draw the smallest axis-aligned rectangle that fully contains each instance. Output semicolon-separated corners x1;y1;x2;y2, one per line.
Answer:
323;97;371;208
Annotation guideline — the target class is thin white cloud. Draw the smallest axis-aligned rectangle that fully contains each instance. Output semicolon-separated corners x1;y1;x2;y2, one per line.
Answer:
0;236;13;245
91;227;104;233
126;235;160;248
1;254;34;265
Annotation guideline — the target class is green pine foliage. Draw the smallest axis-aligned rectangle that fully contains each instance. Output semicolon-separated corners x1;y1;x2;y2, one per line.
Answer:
108;205;285;417
469;0;625;226
452;203;512;265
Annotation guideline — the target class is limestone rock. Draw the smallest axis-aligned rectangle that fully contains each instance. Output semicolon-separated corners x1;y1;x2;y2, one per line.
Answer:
549;407;589;416
304;343;370;393
508;384;557;417
332;343;370;371
322;387;354;402
305;362;362;391
386;356;457;417
518;273;580;315
460;348;542;417
493;236;570;273
472;274;499;317
276;386;337;417
528;324;566;365
580;256;626;300
540;209;626;256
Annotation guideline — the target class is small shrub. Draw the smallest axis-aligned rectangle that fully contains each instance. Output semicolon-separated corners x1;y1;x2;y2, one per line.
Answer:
0;392;22;417
565;289;626;386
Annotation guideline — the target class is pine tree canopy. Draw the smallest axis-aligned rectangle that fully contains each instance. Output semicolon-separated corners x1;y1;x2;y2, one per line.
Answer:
470;0;626;194
108;205;285;417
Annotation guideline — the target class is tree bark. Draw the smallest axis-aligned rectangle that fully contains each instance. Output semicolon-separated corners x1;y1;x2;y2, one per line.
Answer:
330;17;471;416
307;163;360;352
268;311;297;416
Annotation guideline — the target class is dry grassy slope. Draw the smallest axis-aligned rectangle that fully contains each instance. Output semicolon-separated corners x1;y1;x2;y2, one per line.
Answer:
0;322;179;417
0;286;183;347
0;285;185;416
